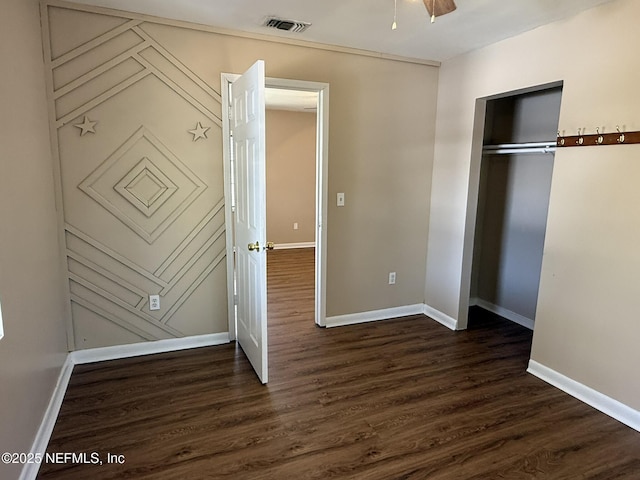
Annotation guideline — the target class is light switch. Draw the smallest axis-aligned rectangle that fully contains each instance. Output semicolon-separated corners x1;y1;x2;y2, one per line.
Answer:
337;192;345;207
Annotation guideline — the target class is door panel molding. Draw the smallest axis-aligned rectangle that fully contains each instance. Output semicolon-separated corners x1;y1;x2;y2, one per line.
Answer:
228;61;268;383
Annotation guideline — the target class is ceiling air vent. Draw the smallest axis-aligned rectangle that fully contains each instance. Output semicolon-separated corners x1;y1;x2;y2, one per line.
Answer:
263;17;311;33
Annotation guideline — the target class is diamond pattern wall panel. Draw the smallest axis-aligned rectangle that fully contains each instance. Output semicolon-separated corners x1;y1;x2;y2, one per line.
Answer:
44;3;228;349
79;126;205;243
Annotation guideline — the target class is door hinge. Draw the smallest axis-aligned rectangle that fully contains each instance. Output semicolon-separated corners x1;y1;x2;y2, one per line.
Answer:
234;294;239;305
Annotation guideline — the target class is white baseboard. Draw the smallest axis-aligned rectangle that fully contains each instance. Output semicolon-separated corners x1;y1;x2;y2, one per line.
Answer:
471;298;535;330
19;356;75;480
527;360;640;433
274;242;315;250
325;304;425;328
422;304;458;330
71;332;230;364
21;332;230;480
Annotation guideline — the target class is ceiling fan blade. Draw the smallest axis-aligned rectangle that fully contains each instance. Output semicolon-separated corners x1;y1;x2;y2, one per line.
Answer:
423;0;457;18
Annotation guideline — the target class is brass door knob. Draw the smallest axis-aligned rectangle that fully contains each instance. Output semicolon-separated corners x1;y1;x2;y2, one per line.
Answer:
248;241;260;252
266;242;275;251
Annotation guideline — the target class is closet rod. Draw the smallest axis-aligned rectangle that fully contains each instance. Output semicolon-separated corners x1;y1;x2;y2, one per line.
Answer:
483;142;556;155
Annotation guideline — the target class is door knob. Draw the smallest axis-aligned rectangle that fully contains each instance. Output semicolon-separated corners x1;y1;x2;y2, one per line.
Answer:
266;242;275;251
248;241;260;252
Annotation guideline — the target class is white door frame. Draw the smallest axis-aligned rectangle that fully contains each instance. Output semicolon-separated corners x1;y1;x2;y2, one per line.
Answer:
222;74;330;338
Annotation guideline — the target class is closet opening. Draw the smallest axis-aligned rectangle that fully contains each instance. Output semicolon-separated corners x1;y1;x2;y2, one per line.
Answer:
468;85;563;332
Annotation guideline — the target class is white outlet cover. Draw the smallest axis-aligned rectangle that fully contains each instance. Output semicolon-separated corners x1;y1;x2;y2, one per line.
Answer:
149;294;160;311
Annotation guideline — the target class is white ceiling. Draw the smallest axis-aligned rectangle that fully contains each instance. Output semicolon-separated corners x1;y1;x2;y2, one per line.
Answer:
72;0;617;61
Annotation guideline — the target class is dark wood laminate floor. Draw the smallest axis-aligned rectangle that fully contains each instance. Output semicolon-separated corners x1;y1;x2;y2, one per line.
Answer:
39;248;640;479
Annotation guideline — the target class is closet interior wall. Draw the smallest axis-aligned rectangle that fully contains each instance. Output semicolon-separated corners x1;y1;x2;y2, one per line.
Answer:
471;88;562;328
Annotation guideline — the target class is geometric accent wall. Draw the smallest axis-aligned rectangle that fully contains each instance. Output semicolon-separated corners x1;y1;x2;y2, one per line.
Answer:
42;3;228;349
79;127;206;243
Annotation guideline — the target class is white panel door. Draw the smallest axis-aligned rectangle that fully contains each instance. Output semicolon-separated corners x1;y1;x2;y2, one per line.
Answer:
231;61;268;383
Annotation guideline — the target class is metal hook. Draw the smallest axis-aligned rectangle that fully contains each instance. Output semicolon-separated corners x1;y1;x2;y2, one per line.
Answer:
617;126;625;143
596;127;603;145
577;128;584;145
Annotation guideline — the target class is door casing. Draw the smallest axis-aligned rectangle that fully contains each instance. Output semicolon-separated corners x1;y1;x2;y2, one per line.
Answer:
221;74;330;338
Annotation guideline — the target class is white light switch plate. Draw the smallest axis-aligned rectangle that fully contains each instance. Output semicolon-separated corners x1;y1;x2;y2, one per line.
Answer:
337;192;345;207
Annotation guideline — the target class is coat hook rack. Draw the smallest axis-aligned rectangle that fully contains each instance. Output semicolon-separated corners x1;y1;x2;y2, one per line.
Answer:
557;126;640;147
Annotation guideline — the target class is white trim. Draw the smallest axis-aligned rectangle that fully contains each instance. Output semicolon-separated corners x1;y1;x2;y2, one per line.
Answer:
19;356;75;480
71;333;230;364
221;73;237;341
527;360;640;433
314;82;329;328
422;304;459;331
325;304;425;328
471;298;535;330
273;242;315;250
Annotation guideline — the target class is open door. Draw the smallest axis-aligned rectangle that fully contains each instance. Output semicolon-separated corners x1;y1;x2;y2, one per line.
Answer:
230;61;268;383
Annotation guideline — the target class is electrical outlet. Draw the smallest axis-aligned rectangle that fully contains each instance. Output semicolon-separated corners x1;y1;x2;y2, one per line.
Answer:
293;222;299;230
388;272;396;285
149;294;160;311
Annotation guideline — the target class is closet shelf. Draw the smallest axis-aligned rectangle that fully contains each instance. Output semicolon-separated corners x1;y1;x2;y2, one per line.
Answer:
482;142;556;155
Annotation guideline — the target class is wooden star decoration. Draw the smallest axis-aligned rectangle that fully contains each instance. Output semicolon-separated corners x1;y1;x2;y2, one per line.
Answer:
189;122;210;142
73;116;97;136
